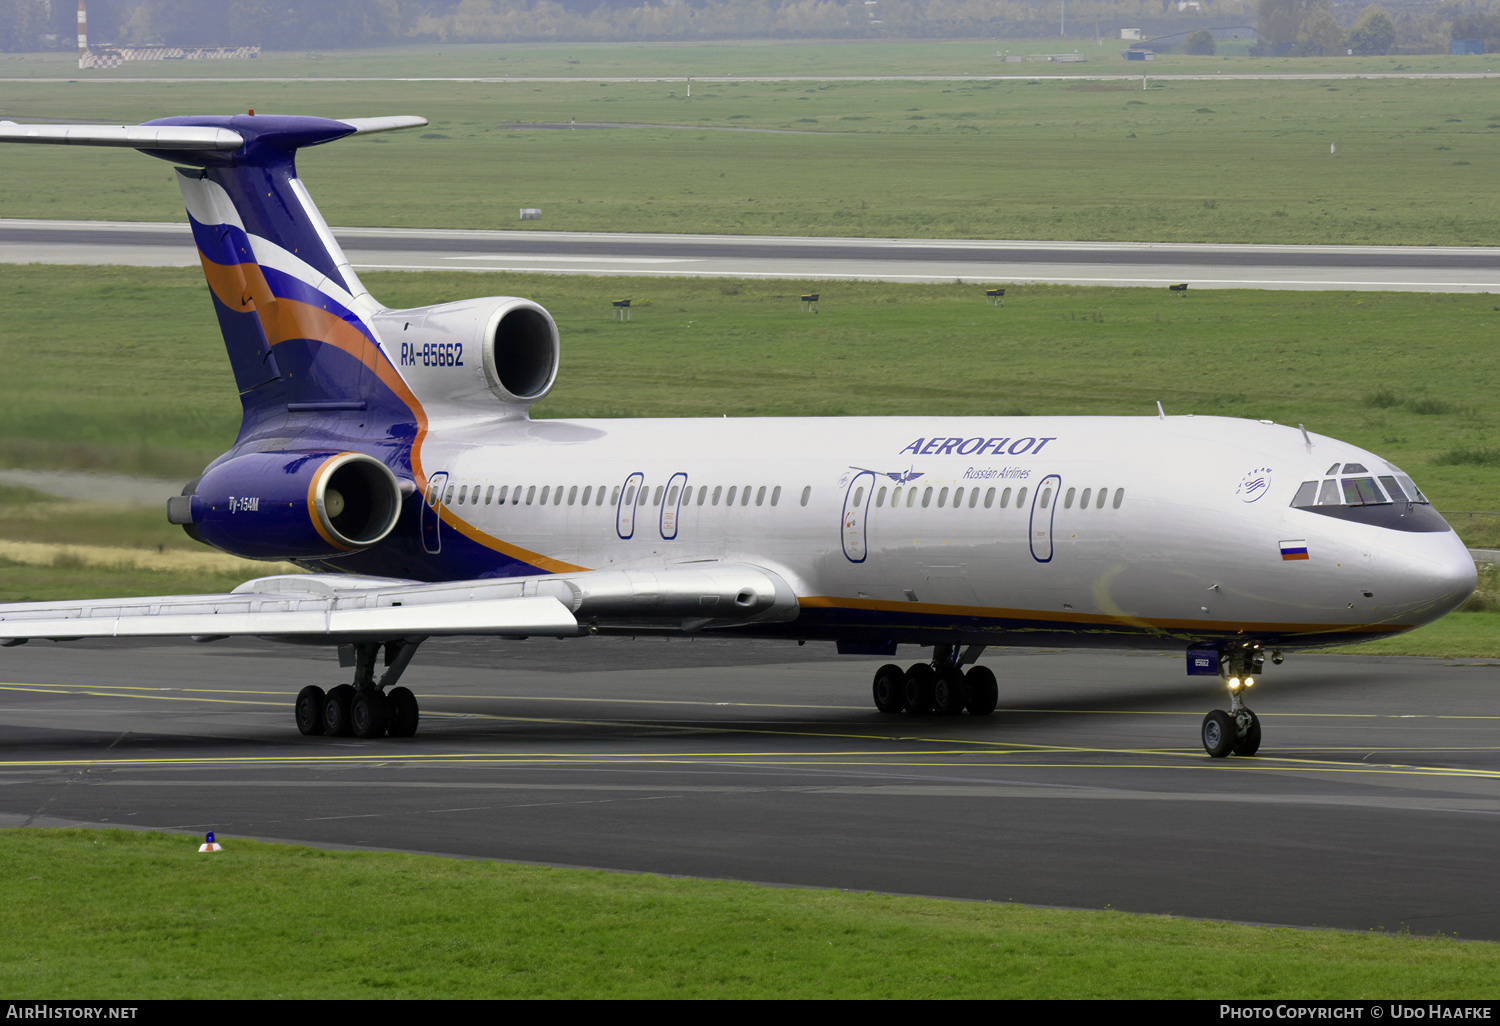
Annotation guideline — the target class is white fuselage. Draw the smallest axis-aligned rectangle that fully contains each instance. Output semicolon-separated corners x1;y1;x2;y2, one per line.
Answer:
413;413;1476;647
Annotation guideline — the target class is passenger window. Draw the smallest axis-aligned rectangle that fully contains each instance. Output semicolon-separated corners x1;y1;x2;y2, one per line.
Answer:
937;487;948;507
698;486;708;506
1000;487;1011;508
539;486;550;505
622;485;635;507
1080;488;1091;509
1063;487;1075;509
498;485;509;504
637;487;649;507
554;486;564;506
969;489;980;508
876;486;887;507
713;486;723;506
756;486;767;506
771;486;781;506
568;485;578;506
1317;480;1340;505
726;486;737;506
890;487;902;507
652;486;663;506
852;487;864;508
610;486;620;506
907;488;918;508
581;485;591;505
1095;488;1107;509
1111;487;1121;509
1016;486;1028;507
667;486;679;506
922;487;933;508
952;487;963;508
460;485;470;505
485;486;494;505
598;486;607;506
444;486;455;506
741;486;752;506
1291;481;1318;507
525;486;536;505
1039;487;1052;509
984;487;995;508
799;486;810;507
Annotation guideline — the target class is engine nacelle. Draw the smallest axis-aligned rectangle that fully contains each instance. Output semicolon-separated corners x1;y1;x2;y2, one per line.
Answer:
168;451;403;560
374;297;560;414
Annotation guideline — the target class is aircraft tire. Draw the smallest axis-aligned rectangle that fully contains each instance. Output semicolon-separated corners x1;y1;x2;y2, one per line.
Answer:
933;669;966;715
1202;709;1236;758
872;664;905;714
1232;710;1262;757
295;685;326;736
351;690;388;739
964;666;999;716
323;684;356;737
386;687;419;738
903;664;936;715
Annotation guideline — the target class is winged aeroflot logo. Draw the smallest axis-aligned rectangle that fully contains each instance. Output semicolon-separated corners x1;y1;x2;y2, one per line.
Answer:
849;466;925;485
1236;466;1273;503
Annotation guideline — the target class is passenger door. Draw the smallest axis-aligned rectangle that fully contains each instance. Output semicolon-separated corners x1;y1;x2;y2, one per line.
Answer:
841;471;875;563
616;472;644;540
1029;473;1061;563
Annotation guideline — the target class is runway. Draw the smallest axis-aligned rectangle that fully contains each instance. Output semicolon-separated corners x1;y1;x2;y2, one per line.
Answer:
5;219;1499;292
4;636;1500;938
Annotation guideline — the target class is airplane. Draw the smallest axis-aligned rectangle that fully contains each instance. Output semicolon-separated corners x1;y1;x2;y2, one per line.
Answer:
0;113;1476;758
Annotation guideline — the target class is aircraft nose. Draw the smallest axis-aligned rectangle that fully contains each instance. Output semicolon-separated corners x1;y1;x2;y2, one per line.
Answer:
1383;534;1477;623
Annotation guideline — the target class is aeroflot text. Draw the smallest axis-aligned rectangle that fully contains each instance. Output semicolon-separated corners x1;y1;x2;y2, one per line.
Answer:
899;437;1057;457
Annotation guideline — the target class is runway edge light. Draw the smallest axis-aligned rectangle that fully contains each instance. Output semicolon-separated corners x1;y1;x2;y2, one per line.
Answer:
198;831;222;853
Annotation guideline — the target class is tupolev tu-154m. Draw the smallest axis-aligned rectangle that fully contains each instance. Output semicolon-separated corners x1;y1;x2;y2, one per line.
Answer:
0;113;1476;757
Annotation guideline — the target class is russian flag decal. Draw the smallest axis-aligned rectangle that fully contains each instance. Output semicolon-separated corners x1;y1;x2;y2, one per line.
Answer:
1280;540;1309;561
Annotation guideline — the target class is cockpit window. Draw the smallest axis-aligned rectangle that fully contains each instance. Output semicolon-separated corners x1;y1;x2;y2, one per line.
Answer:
1341;477;1387;506
1290;464;1446;531
1325;463;1341;475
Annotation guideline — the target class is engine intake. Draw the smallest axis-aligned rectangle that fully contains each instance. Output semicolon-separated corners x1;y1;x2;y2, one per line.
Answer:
169;451;402;560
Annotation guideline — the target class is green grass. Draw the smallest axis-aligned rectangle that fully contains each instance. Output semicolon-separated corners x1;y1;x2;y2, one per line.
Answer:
3;827;1498;998
3;71;1500;243
3;264;1497;513
3;39;1497;80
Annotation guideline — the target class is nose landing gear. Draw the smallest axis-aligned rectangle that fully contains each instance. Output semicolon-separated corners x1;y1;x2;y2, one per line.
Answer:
1201;643;1279;758
869;644;998;717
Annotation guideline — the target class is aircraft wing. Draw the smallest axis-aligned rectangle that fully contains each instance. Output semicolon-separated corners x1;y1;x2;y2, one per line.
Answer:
0;562;799;644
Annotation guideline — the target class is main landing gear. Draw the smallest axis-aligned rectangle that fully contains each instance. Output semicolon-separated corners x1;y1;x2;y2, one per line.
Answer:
1201;643;1281;758
871;644;998;717
295;639;425;739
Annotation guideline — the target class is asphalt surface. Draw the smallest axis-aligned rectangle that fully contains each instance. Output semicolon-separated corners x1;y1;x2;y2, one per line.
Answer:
3;636;1500;938
5;219;1499;291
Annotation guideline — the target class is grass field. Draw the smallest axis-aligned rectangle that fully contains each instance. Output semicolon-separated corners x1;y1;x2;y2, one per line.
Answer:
3;39;1498;79
3;827;1499;999
3;69;1500;243
4;264;1494;508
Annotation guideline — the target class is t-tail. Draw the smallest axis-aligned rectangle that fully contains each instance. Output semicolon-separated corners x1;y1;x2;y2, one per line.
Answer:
0;114;561;572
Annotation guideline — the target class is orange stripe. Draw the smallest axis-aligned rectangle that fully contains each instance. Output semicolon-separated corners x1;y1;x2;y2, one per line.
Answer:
305;455;351;552
797;595;1413;636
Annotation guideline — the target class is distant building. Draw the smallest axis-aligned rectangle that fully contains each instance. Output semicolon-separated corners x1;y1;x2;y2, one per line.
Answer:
1121;28;1142;40
1452;39;1485;55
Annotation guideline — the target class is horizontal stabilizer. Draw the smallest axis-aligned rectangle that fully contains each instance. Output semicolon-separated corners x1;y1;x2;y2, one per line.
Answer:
0;121;243;150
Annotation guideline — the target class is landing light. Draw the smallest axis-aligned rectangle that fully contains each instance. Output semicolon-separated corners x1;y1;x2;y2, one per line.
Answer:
1228;677;1241;689
1244;676;1255;687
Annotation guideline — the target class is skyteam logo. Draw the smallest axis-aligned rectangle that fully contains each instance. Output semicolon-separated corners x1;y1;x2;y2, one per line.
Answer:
1236;467;1273;503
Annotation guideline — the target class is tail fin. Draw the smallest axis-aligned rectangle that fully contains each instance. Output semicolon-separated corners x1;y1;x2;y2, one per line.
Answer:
1;114;425;418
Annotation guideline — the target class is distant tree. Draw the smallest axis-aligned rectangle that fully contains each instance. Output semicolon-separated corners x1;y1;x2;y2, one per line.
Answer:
1348;5;1395;55
1184;27;1216;54
1450;10;1500;52
1292;7;1344;55
1255;0;1322;56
